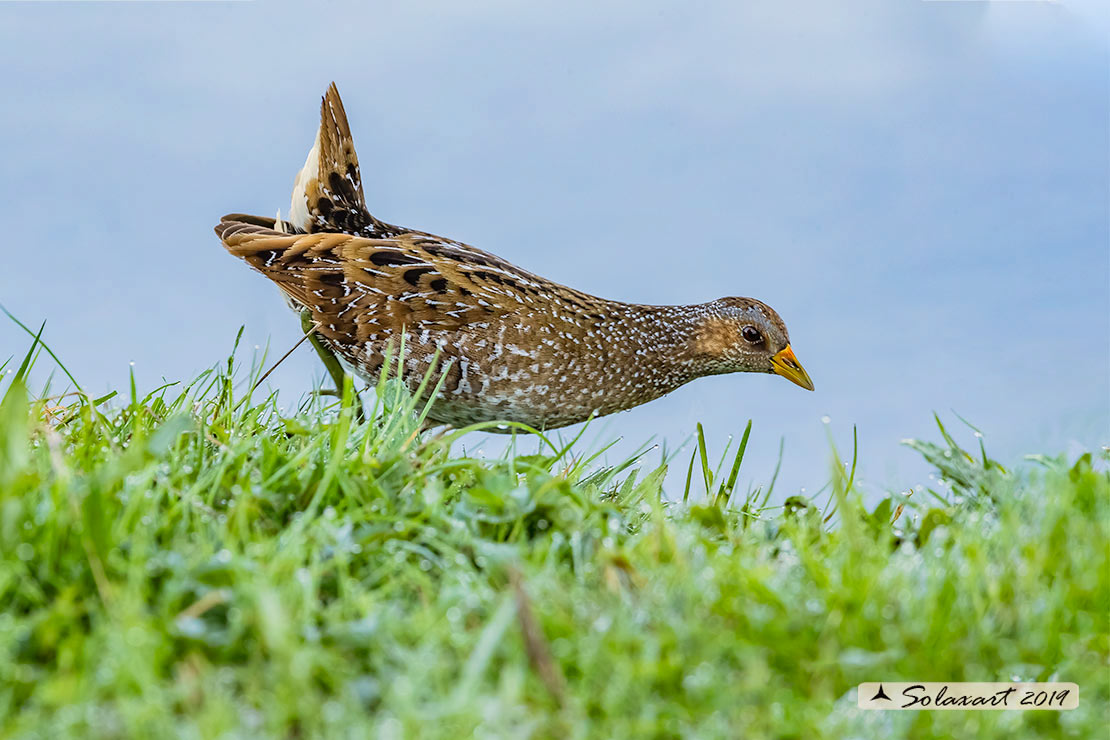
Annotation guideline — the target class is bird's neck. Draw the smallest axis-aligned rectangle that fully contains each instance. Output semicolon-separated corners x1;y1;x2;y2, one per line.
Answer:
589;303;713;409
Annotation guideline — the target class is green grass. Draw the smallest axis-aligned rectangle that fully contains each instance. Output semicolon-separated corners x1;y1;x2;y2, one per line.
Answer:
0;330;1107;739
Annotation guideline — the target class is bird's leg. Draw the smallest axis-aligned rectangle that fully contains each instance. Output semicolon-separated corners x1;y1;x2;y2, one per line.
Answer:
301;311;346;393
419;420;454;436
300;312;365;422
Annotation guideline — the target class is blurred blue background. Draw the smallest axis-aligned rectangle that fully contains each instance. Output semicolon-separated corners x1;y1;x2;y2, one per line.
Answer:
1;1;1106;501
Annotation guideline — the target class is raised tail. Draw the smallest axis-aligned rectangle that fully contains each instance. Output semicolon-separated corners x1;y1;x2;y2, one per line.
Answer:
289;82;392;236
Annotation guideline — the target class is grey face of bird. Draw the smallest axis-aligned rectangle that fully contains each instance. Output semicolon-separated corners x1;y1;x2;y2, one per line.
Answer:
690;298;815;390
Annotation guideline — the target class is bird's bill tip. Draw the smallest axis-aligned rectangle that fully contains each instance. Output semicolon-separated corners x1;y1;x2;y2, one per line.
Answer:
771;345;814;391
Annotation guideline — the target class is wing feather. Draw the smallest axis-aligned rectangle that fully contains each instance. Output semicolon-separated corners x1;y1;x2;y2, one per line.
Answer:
214;214;585;346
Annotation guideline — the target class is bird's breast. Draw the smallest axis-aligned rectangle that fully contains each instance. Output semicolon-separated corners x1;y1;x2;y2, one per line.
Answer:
331;307;697;429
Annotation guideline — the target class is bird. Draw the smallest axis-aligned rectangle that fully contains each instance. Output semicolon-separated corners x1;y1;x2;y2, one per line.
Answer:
215;83;813;432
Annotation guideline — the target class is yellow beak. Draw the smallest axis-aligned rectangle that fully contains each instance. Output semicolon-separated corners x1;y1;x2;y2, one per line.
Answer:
771;345;814;391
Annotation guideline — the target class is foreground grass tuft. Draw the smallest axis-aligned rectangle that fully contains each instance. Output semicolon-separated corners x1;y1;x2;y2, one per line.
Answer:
0;337;1107;739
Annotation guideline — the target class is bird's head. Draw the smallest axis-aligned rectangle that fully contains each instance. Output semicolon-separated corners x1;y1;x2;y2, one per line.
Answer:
688;297;814;390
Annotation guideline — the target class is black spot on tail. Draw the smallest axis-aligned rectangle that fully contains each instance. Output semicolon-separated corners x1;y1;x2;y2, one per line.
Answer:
327;171;354;199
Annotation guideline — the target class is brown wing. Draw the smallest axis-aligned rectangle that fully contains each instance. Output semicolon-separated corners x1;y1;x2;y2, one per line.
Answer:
214;214;602;348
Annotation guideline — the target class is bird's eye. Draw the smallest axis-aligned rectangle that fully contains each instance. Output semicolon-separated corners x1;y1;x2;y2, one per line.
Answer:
741;326;763;344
